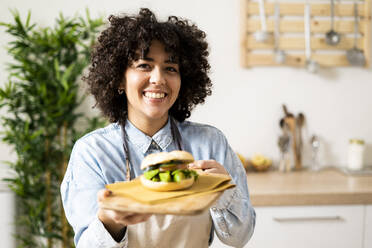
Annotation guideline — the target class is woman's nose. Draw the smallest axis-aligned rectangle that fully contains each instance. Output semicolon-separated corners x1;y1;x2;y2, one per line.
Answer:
149;67;165;85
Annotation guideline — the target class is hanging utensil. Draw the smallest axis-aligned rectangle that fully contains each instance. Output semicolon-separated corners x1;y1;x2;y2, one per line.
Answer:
325;0;341;45
304;1;319;73
274;1;286;64
278;133;290;172
254;0;270;42
310;135;320;171
279;117;291;172
346;0;366;66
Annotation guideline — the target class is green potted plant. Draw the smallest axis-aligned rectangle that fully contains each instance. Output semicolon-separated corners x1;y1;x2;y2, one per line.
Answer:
0;10;105;248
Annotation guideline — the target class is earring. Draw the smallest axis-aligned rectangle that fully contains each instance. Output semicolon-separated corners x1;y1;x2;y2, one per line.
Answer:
118;89;124;95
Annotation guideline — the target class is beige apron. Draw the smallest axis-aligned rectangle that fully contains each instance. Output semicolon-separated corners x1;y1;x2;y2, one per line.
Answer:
128;210;212;248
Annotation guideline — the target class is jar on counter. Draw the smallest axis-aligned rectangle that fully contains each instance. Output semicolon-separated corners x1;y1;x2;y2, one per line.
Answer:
347;139;365;170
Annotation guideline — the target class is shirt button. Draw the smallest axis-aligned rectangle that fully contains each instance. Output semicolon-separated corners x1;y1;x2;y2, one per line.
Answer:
212;207;217;211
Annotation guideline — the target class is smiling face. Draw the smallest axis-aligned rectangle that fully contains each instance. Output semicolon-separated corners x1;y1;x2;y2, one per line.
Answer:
122;40;181;133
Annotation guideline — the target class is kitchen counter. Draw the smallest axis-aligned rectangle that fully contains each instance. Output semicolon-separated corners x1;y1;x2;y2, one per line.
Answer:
246;168;372;206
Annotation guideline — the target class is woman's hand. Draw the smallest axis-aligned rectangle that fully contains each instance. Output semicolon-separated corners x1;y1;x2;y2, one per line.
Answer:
188;160;228;175
97;189;152;241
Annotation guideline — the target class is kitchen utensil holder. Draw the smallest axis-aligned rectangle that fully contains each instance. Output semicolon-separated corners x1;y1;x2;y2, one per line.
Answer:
240;0;371;68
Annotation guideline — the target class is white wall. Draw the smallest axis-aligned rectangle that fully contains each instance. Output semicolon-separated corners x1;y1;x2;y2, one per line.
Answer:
0;1;371;247
1;0;372;170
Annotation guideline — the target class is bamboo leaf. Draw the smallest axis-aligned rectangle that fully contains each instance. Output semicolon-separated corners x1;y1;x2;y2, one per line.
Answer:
25;10;31;28
30;129;43;140
54;58;61;80
61;63;75;90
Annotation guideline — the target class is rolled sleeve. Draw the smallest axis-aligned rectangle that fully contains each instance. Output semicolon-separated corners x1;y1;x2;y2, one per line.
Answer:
210;186;256;247
76;216;128;248
61;140;127;248
209;131;256;247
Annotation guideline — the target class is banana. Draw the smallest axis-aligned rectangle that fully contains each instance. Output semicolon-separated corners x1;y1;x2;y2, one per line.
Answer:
252;154;272;167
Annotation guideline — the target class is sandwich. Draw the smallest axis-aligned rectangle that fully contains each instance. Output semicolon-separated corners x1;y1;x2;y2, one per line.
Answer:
140;150;198;191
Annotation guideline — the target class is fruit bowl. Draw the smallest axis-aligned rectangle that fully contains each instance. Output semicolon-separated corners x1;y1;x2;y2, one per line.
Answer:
251;161;272;172
250;154;272;172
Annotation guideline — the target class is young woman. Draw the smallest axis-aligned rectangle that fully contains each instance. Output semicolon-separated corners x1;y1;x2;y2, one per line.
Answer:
61;8;255;248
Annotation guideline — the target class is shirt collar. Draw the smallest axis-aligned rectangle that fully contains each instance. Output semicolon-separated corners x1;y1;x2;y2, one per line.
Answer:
124;118;173;154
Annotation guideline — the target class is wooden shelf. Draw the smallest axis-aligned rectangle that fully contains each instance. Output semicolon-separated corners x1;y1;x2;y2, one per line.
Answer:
240;0;372;68
245;35;364;50
246;19;369;34
246;2;368;16
245;53;351;67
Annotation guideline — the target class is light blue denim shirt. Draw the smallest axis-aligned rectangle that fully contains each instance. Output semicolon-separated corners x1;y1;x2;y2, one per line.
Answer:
61;118;256;248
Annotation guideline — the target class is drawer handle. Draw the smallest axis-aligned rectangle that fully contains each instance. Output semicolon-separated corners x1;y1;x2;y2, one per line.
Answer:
273;216;343;222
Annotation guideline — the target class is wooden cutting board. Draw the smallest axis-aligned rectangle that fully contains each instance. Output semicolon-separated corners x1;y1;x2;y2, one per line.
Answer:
100;191;222;215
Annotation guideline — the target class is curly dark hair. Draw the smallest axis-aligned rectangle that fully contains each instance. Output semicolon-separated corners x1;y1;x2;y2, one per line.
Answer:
83;8;212;124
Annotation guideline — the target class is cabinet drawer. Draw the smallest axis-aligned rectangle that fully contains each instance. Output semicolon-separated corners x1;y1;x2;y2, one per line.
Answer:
245;205;364;248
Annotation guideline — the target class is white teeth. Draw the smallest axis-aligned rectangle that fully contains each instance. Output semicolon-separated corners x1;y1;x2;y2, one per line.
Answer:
144;92;166;99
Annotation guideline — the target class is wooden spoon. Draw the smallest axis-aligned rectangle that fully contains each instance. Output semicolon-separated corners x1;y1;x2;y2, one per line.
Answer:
284;116;300;170
282;104;294;118
282;104;297;170
296;113;305;168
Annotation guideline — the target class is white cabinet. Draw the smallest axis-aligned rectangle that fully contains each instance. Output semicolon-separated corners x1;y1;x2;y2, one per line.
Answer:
365;205;372;248
246;205;364;248
211;205;368;248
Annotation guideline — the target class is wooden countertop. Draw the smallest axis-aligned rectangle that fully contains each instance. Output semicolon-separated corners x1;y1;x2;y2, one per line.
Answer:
246;168;372;206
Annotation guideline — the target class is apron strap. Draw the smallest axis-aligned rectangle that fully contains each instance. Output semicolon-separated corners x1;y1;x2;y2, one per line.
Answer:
121;120;132;181
170;117;183;151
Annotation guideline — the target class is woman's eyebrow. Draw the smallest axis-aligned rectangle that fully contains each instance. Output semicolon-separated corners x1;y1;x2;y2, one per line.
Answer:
165;59;178;64
140;57;178;64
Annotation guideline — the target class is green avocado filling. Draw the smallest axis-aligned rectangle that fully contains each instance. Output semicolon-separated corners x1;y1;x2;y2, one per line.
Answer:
143;163;198;182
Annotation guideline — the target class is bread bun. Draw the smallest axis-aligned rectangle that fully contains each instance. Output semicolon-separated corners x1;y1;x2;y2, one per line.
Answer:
141;150;194;170
139;151;197;191
140;175;195;191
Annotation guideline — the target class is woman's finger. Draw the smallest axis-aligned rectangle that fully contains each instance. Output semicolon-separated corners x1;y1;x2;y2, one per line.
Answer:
124;214;152;225
189;160;228;174
109;211;138;224
188;160;214;169
203;168;219;174
97;189;112;202
142;214;152;222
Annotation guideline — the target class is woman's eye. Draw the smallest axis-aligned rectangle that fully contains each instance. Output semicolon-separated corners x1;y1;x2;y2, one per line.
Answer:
166;67;178;73
137;63;151;70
